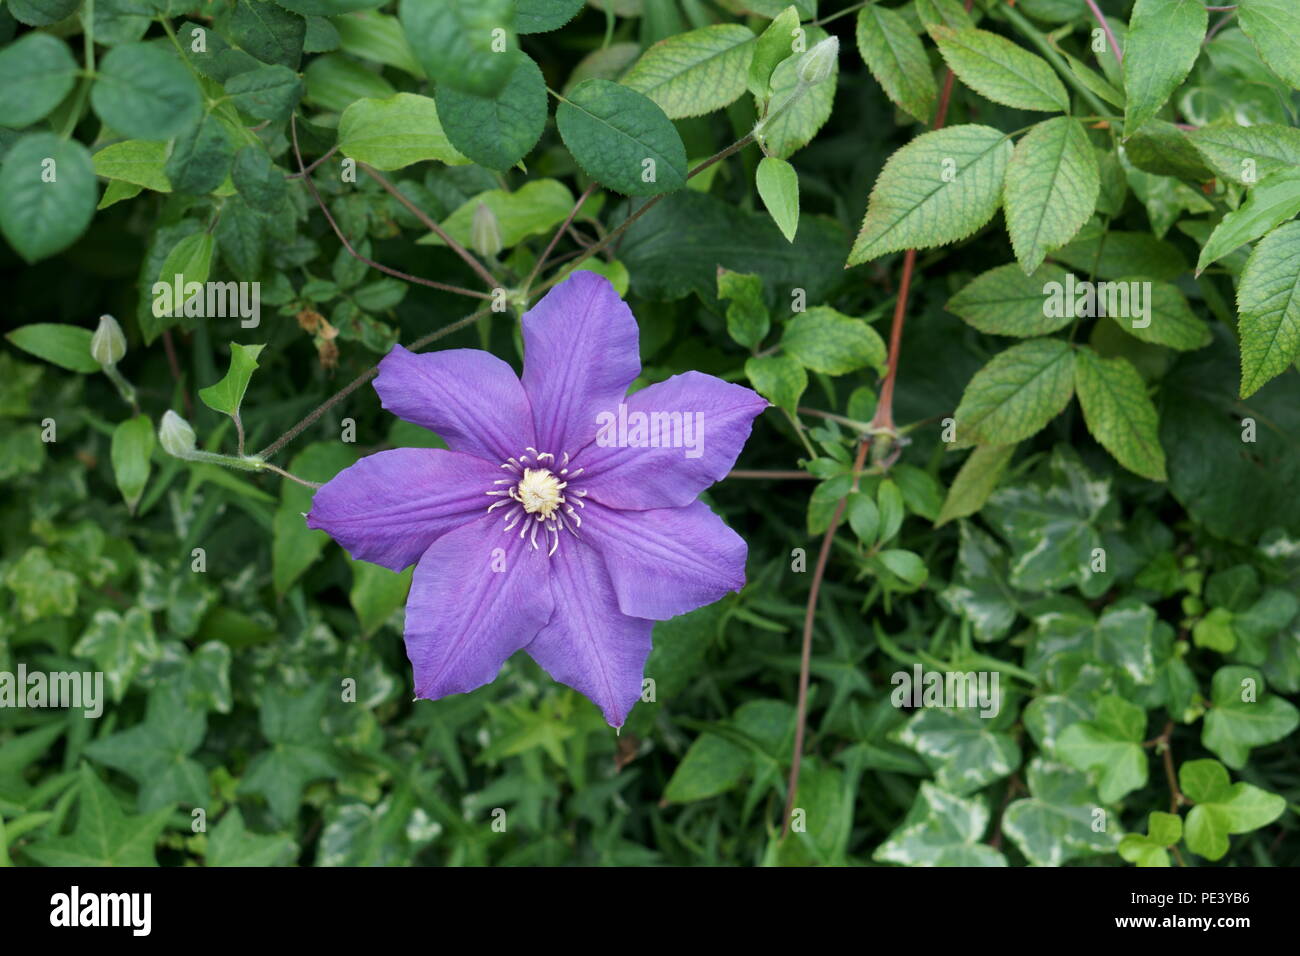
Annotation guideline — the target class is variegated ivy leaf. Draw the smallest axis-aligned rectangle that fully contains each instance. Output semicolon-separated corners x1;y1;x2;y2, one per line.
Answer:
1056;694;1149;803
894;708;1020;796
1001;758;1121;867
938;521;1026;642
873;782;1007;867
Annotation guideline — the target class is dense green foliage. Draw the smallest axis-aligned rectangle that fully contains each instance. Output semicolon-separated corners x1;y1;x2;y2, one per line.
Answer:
2;0;1299;867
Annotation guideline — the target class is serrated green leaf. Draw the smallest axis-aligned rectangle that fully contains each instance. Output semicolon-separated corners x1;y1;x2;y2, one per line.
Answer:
557;79;687;196
948;263;1073;336
1197;169;1300;275
782;305;886;375
230;0;306;69
622;24;755;119
717;268;770;349
1073;347;1167;480
1124;0;1207;133
952;337;1075;446
1237;0;1300;92
399;0;515;97
515;0;585;34
855;4;937;124
758;25;837;159
663;732;748;803
745;354;806;414
165;112;234;195
931;25;1068;113
1187;123;1300;186
225;63;304;123
1004;117;1099;273
436;51;547;171
1112;278;1211;351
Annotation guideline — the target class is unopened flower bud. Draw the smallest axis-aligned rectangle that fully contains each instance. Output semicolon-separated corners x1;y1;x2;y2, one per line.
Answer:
470;202;502;259
159;410;197;458
797;36;838;86
91;314;127;367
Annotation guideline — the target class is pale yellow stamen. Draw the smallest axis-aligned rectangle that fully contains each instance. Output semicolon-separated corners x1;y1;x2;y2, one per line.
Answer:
510;468;566;518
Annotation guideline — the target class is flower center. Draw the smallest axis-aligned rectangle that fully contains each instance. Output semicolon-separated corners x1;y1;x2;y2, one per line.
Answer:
512;468;565;517
483;448;588;556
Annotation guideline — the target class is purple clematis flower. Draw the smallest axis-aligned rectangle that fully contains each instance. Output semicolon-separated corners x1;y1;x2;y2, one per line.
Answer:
306;272;768;727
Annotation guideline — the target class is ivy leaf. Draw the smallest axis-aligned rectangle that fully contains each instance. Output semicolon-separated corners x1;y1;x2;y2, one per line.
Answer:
622;23;755;119
947;263;1073;337
1002;758;1121;866
337;93;468;170
1004;117;1099;274
1057;695;1148;803
1073;347;1167;481
781;306;886;376
935;444;1017;527
3;547;78;621
855;4;937;124
73;608;161;702
1201;665;1300;769
849;125;1013;265
1235;220;1300;398
436;51;547;171
745;355;805;415
1123;0;1207;133
662;732;748;803
85;683;208;811
110;414;154;514
557;79;687;196
895;709;1020;796
230;0;307;69
91;42;202;140
0;32;79;128
755;156;799;243
874;783;1007;866
399;0;515;97
6;323;98;373
0;134;97;264
1118;811;1183;867
952;337;1075;446
239;684;341;823
930;26;1068;113
199;342;266;422
938;521;1024;641
207;808;297;866
1196;169;1300;275
1237;0;1300;92
23;765;173;868
717;268;770;349
1180;758;1286;861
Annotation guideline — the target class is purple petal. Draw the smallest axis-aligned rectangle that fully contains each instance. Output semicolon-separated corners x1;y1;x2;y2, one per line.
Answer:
522;272;640;456
374;344;534;463
525;539;653;728
581;499;747;620
306;448;499;572
578;371;768;510
405;514;555;701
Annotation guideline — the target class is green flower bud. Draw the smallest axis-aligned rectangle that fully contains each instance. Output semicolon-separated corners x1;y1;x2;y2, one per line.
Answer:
470;202;502;259
159;410;197;458
797;36;838;86
91;314;127;367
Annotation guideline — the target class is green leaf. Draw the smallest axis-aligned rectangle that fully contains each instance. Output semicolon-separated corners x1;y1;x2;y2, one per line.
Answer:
165;112;234;195
952;337;1075;446
85;683;207;811
110;415;154;514
1187;123;1300;186
423;179;575;250
399;0;515;97
8;0;81;28
1236;220;1300;397
24;765;173;867
758;25;837;159
717;268;770;349
207;808;297;866
915;0;975;31
896;709;1019;796
349;560;412;637
1197;169;1300;275
1179;758;1286;861
1074;347;1167;481
748;5;800;99
936;445;1016;527
875;549;928;589
0;32;79;128
6;323;98;373
1057;695;1148;803
931;25;1068;113
273;442;359;595
1004;117;1099;274
1053;225;1188;280
305;51;396;111
557;79;687;197
1113;279;1211;351
849;124;1013;265
1201;665;1300;769
91;42;202;140
337;93;468;170
3;547;78;622
1237;0;1300;92
937;522;1022;639
662;732;748;802
755;155;799;242
745;354;805;415
199;343;266;421
332;9;423;76
1123;0;1207;133
436;51;547;171
72;608;160;701
782;305;886;375
1119;811;1182;867
238;684;340;822
155;232;215;305
232;145;288;209
0;133;97;263
515;0;584;34
855;4;937;124
622;24;755;119
874;783;1007;866
230;0;307;69
948;263;1073;337
93;139;172;193
1002;758;1121;866
225;63;305;123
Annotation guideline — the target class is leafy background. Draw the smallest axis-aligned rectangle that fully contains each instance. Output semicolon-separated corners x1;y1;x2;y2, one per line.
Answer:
2;0;1299;866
